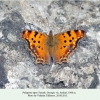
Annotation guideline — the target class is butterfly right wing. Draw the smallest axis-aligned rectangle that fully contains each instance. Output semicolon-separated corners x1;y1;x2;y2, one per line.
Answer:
53;30;85;64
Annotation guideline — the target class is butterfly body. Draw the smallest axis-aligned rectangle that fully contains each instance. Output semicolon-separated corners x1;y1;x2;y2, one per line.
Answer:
21;30;85;65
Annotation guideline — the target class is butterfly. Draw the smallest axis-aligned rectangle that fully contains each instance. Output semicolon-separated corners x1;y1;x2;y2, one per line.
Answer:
21;30;85;65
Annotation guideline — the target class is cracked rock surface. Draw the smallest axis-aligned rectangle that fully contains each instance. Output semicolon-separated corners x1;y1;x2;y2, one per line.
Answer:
0;0;100;89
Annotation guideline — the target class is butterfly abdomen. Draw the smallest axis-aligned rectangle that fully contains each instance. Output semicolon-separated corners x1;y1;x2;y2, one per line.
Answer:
46;31;54;57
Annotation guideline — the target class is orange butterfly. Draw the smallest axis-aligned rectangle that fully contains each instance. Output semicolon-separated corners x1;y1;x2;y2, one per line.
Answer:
21;30;85;65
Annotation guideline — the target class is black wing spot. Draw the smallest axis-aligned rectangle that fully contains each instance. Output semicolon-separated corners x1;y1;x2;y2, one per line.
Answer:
64;40;67;43
32;38;34;40
28;30;32;33
62;33;64;35
63;36;65;38
33;40;36;43
39;34;42;38
74;30;78;32
63;46;66;48
67;31;71;37
38;46;40;48
34;31;38;37
69;40;72;42
72;37;74;40
38;41;40;43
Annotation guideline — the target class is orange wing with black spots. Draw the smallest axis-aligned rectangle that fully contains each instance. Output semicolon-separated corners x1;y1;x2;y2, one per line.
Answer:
21;30;85;64
53;30;85;64
21;30;50;64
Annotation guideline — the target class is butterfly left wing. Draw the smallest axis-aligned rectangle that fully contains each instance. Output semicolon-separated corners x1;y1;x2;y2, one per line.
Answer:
53;30;86;64
21;30;50;64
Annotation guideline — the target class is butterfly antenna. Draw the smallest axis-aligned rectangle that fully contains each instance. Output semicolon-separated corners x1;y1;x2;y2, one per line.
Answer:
29;23;32;30
76;2;83;30
23;22;26;30
46;17;50;33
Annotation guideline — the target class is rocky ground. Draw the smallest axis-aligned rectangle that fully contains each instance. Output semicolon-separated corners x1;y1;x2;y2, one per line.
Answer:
0;0;100;89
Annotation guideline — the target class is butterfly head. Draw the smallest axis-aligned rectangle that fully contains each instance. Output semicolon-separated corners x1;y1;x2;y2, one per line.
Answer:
49;30;53;36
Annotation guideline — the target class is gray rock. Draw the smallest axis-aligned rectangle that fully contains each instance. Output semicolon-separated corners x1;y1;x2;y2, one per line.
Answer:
0;0;100;89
